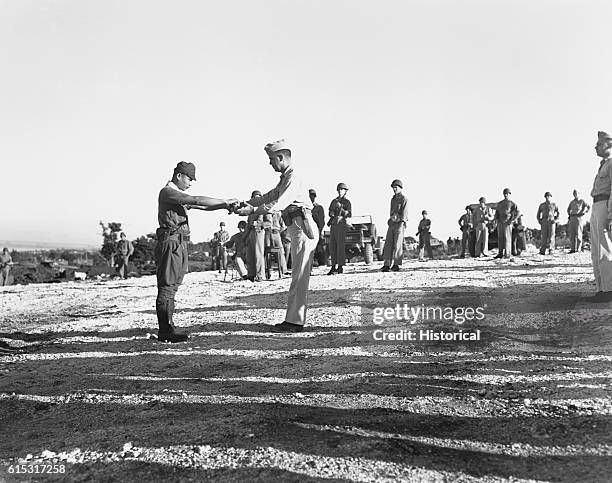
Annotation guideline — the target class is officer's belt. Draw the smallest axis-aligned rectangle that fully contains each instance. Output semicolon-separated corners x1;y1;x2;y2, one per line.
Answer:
157;229;190;243
593;194;609;203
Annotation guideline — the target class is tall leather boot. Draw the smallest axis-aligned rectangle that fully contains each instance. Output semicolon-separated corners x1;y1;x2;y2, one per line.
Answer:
156;288;188;343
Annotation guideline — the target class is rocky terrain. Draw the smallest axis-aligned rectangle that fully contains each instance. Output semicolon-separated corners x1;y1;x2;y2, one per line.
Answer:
0;249;610;482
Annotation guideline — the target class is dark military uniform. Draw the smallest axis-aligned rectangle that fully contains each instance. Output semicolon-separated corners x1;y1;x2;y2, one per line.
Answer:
536;198;559;254
458;210;473;258
417;216;433;260
382;189;408;268
212;226;230;271
310;192;326;266
494;194;520;258
116;237;134;279
328;195;352;269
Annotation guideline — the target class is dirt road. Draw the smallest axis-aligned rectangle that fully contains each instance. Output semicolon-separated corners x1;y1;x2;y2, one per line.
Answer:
0;250;610;482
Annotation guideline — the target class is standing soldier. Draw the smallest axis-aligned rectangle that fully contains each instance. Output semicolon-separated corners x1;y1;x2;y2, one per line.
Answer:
417;210;433;261
0;248;13;286
327;182;352;275
246;190;266;282
589;131;612;301
115;232;134;279
155;161;236;342
381;179;408;272
309;189;326;266
265;211;288;276
458;206;473;258
494;188;520;259
235;139;318;332
473;197;494;257
212;222;230;272
537;192;560;255
567;189;590;253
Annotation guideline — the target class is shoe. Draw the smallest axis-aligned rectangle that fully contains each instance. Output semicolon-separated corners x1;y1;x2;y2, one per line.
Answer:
271;321;304;333
336;267;344;274
568;250;577;254
390;265;400;272
158;331;189;343
327;266;337;275
241;275;249;280
459;255;465;259
381;265;390;272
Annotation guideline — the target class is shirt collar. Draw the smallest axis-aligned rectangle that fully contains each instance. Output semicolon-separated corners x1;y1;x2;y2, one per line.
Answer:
166;181;182;192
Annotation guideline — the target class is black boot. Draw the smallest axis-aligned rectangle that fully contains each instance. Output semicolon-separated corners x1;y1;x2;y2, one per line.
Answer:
327;265;337;275
156;290;188;343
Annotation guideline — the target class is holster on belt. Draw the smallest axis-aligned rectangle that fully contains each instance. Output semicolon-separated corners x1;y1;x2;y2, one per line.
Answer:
282;207;315;240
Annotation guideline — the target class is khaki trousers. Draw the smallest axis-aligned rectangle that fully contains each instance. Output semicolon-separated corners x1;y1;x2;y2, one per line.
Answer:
475;224;489;256
568;216;583;252
540;221;556;252
383;222;405;266
247;229;265;279
497;223;512;257
590;201;612;292
286;214;318;325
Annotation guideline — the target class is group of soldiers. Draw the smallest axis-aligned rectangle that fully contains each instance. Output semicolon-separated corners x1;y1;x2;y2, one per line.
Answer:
210;188;330;281
454;188;591;259
99;130;612;341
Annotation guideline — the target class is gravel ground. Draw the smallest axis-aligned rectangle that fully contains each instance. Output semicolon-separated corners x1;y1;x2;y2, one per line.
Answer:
0;249;611;482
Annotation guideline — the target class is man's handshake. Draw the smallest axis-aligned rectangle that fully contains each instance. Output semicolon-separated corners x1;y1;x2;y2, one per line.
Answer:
227;201;255;216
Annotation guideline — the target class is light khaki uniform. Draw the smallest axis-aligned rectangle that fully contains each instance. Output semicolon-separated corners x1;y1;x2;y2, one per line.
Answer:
567;199;589;252
248;165;316;326
590;158;612;292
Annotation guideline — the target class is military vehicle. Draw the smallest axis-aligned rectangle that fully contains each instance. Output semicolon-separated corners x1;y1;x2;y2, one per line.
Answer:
323;215;382;265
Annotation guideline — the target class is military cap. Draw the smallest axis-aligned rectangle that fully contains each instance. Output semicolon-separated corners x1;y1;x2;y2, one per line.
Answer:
264;139;290;154
391;179;403;188
336;182;348;190
220;222;226;226
251;190;262;198
598;131;612;141
237;220;247;229
174;161;196;181
503;188;511;195
309;188;317;196
544;191;552;197
422;210;428;215
479;197;486;203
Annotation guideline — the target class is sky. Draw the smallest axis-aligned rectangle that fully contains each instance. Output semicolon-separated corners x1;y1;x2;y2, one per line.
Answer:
1;0;611;249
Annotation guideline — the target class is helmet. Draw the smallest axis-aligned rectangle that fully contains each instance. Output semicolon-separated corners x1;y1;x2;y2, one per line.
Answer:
336;182;348;191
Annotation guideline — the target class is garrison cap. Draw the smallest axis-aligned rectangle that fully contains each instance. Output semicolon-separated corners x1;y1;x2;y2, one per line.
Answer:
544;191;552;197
336;182;348;190
391;179;403;188
251;190;262;198
598;131;612;141
503;188;511;195
264;139;290;154
174;161;196;181
220;222;226;226
479;197;486;203
309;188;317;196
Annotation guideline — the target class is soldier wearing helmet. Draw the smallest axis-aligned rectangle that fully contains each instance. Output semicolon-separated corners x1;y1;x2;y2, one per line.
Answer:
225;220;249;280
472;197;494;257
458;206;473;259
327;182;352;275
536;192;559;255
381;179;408;272
494;188;520;259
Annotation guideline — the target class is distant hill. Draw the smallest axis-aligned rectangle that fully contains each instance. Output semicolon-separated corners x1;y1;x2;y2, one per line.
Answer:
0;240;98;251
